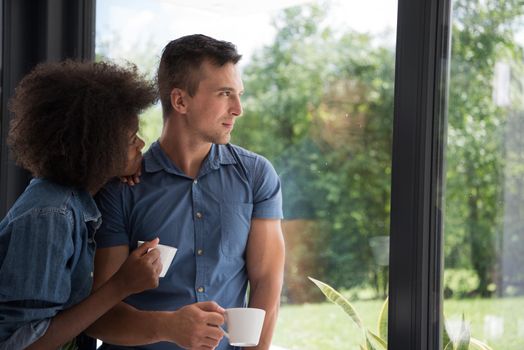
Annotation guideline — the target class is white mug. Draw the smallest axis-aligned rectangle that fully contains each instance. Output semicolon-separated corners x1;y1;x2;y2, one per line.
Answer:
137;240;177;278
222;308;266;347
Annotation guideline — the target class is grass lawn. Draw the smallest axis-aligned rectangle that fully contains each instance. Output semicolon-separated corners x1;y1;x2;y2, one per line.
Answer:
272;297;524;349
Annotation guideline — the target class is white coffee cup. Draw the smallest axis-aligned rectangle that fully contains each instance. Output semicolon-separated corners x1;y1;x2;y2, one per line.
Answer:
137;240;177;278
222;308;266;347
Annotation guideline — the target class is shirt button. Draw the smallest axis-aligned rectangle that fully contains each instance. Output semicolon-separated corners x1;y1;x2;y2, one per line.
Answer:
197;249;204;256
197;287;205;293
90;272;94;278
196;212;203;219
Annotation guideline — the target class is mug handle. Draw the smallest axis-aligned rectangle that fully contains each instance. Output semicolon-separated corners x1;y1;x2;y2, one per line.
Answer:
220;326;229;339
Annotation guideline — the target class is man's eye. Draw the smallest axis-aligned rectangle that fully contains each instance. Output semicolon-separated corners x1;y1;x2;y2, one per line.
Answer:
221;91;231;96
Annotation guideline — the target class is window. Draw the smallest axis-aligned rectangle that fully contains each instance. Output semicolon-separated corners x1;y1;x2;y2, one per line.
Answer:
96;1;397;348
442;1;524;348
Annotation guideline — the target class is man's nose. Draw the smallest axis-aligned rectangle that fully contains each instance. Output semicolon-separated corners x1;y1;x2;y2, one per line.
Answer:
230;95;243;117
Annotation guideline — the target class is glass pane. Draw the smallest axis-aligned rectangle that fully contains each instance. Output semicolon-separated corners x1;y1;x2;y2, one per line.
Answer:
443;1;524;349
96;1;397;348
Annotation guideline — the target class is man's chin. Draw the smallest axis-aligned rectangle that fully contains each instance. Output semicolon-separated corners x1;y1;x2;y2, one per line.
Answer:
216;135;231;145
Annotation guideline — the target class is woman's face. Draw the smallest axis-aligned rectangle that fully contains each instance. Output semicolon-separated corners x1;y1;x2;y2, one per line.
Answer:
121;119;145;176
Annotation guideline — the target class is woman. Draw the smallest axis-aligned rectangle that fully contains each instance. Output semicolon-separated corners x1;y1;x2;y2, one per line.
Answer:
0;60;161;349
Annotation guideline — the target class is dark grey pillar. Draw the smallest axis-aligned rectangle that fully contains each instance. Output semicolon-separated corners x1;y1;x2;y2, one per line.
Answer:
0;0;95;216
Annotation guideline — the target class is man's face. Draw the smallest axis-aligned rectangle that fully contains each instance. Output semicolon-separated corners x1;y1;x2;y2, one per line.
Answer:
121;119;145;176
183;60;244;145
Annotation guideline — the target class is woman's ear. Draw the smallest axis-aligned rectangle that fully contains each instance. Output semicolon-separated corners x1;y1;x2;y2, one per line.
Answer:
170;88;188;113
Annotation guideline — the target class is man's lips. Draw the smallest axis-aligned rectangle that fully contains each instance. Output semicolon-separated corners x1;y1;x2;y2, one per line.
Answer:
222;122;234;130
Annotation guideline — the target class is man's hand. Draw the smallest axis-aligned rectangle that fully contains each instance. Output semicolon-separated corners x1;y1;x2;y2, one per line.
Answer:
110;238;162;295
168;301;226;349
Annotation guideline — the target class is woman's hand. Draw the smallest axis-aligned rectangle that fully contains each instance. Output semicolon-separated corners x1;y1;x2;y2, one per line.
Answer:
119;167;141;186
111;238;162;295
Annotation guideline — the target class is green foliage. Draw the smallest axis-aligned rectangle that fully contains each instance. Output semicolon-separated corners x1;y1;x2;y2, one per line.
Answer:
309;277;386;349
377;294;388;341
235;2;394;293
138;105;163;150
310;277;493;350
61;339;78;350
275;298;524;349
96;32;163;150
444;269;481;299
444;314;495;350
96;0;524;300
445;0;524;297
308;277;365;330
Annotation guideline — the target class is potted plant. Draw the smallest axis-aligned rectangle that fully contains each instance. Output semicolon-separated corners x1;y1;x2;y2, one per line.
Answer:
309;277;493;350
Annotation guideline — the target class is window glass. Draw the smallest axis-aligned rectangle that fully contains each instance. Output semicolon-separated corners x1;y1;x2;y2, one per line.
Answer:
443;1;524;348
96;1;397;348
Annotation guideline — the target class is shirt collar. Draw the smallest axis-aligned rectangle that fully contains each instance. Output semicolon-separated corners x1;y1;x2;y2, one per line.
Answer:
144;141;237;177
31;178;101;224
76;189;101;224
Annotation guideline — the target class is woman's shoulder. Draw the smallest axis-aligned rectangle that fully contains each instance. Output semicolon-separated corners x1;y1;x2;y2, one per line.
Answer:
7;179;79;220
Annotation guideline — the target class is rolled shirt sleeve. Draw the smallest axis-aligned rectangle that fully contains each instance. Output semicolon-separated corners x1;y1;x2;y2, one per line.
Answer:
252;155;283;219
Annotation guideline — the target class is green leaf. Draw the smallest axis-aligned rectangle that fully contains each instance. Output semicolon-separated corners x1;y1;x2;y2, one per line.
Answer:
455;315;471;350
359;345;367;350
470;338;493;350
61;339;78;350
366;337;376;350
366;330;387;350
456;339;470;350
377;297;388;341
308;276;365;329
443;341;454;350
443;317;452;347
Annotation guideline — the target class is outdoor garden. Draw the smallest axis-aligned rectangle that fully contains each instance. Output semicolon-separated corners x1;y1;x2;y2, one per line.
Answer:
98;1;524;348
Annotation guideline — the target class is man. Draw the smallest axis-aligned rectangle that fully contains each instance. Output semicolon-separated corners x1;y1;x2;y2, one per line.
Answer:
87;34;285;350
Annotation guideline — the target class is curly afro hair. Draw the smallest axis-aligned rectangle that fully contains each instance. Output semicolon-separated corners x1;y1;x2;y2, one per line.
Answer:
8;60;157;192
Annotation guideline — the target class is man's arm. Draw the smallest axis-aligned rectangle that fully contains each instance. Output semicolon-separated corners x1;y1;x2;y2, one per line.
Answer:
86;245;225;348
245;218;285;350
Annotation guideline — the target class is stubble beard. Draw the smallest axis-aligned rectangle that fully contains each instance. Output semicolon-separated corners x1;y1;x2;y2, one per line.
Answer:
207;130;232;145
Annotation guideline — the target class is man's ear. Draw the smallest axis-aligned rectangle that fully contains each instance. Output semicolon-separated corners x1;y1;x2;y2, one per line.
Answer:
170;88;188;113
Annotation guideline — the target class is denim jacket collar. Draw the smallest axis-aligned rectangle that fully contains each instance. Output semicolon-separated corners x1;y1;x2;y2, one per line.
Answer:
30;178;101;225
75;189;101;224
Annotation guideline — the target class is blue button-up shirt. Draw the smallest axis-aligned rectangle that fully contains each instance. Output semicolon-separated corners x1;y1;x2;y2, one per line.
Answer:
95;141;283;350
0;178;100;349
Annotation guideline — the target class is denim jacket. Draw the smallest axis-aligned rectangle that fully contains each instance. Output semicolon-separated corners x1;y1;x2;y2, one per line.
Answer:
0;178;100;349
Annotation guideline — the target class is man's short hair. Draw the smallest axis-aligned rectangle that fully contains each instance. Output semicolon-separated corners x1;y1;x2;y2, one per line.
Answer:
8;60;157;192
157;34;242;116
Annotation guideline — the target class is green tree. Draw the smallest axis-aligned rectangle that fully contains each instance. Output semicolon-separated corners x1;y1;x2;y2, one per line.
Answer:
235;3;395;299
445;0;524;297
96;33;163;149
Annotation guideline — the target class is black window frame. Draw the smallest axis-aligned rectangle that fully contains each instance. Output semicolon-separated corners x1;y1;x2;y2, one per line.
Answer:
388;0;451;349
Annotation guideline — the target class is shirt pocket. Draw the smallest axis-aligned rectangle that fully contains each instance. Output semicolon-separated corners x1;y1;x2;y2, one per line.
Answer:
220;202;253;258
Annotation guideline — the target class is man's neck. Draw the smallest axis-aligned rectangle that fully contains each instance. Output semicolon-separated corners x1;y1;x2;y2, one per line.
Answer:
159;129;212;179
